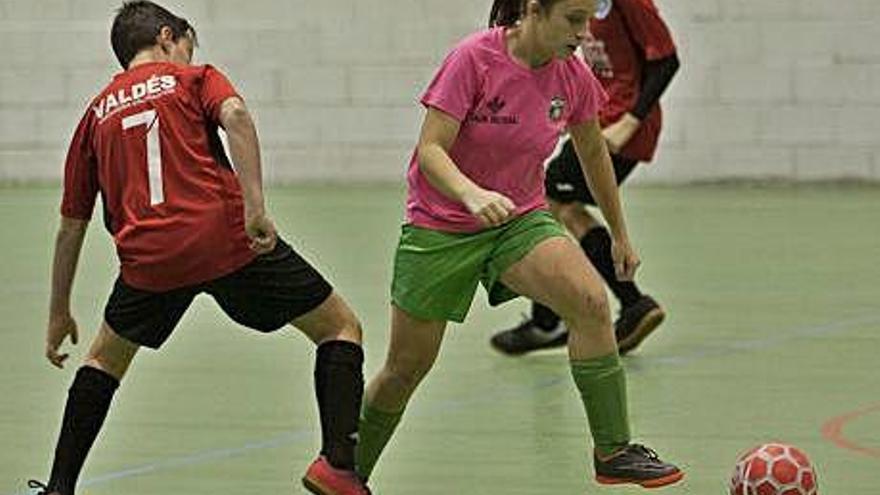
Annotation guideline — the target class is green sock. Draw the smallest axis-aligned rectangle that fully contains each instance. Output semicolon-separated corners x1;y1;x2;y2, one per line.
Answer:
355;401;404;480
570;352;631;457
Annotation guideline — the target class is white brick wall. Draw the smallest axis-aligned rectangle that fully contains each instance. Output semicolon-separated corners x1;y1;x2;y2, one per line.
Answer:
1;0;878;183
794;147;873;180
646;0;880;182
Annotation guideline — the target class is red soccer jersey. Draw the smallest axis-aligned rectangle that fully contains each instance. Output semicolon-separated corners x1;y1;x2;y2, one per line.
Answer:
585;0;677;161
61;62;256;291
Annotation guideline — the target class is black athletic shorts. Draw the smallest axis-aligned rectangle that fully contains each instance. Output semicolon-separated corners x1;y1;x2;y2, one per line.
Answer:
544;138;639;204
104;237;333;349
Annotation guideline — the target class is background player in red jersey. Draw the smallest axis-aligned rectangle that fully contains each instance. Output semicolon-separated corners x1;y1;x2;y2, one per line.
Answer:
28;2;370;495
491;0;680;356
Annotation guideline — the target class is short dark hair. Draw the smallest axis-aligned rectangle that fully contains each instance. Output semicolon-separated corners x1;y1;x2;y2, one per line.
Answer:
488;0;566;27
110;1;197;69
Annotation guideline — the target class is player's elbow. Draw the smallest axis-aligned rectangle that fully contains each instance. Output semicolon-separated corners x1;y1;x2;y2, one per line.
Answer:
56;217;88;244
415;141;435;171
58;216;88;235
415;137;451;173
220;98;254;132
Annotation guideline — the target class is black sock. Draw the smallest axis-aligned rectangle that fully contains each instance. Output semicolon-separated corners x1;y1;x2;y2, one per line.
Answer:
580;227;642;307
531;301;562;331
48;366;119;495
314;340;364;471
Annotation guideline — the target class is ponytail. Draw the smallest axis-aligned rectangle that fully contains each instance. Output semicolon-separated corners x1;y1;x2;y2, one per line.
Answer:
488;0;523;27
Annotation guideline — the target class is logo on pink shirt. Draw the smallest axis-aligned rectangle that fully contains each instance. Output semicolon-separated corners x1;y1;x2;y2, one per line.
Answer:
487;95;506;114
468;95;519;125
549;96;566;122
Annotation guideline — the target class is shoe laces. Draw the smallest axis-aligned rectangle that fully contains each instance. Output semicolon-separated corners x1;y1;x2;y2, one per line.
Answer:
628;443;661;461
26;480;52;495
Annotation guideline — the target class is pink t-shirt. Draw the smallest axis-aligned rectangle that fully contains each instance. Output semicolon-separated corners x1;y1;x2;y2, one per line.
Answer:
405;27;608;232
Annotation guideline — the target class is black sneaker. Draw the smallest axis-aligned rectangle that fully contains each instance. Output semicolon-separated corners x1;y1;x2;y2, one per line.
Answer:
27;480;59;495
615;295;665;356
489;317;568;355
594;443;684;488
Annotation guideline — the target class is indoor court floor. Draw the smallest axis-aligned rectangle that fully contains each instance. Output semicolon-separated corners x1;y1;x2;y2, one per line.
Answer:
1;183;877;494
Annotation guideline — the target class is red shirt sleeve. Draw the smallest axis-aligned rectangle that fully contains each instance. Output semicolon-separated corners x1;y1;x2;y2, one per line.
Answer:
616;0;677;61
198;65;241;123
60;112;98;220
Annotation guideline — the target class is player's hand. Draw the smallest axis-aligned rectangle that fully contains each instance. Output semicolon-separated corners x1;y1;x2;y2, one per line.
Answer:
611;236;641;281
462;186;516;228
245;210;277;254
602;113;641;154
46;312;79;369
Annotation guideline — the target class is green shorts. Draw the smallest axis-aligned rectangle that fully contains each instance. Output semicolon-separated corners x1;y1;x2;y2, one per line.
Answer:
391;210;568;322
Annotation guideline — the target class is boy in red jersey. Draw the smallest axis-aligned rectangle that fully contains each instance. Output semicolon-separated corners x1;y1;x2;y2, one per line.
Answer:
491;0;680;356
28;2;370;495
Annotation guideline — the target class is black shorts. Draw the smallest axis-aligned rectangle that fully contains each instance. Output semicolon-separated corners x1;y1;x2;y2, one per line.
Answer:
104;238;333;349
544;138;639;204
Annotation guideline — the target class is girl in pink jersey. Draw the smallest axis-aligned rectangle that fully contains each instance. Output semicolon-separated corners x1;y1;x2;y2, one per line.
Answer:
492;0;681;357
356;0;683;489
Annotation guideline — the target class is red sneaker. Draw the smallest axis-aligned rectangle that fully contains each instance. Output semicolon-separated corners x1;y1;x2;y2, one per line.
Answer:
302;456;371;495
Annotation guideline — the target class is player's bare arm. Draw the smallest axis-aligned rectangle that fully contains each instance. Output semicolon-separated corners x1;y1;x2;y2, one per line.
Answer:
219;96;276;254
416;107;515;228
601;113;641;153
569;118;640;280
46;216;88;368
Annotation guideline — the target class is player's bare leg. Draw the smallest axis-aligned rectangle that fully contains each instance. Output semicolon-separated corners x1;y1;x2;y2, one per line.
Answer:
500;236;683;488
355;306;446;481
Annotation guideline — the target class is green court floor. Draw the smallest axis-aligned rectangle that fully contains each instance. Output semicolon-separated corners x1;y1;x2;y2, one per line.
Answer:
1;183;877;494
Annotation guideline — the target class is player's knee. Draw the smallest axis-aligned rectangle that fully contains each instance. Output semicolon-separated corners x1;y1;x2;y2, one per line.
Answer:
560;286;611;328
83;354;127;381
338;317;363;342
331;305;363;342
311;295;363;343
384;356;433;393
583;288;611;322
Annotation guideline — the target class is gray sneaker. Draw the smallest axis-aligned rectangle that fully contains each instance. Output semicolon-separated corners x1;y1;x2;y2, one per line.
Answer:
489;317;568;355
594;443;684;488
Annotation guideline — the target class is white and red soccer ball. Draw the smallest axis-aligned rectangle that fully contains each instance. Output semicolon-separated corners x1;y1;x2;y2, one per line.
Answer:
729;443;818;495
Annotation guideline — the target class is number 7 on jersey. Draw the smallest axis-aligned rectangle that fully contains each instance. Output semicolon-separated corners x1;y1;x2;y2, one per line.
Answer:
121;109;164;205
